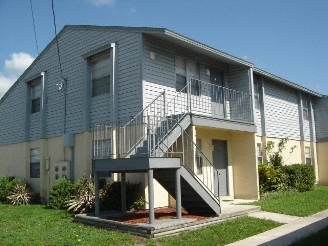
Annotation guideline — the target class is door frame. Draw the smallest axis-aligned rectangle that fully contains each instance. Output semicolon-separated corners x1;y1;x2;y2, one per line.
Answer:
212;139;229;197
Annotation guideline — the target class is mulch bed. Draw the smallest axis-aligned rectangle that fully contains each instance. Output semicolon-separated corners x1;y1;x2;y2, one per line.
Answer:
105;207;211;224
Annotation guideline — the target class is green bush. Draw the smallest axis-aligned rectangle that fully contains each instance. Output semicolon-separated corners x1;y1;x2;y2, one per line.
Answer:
0;177;26;203
258;164;277;194
48;178;74;209
102;181;141;211
280;164;315;192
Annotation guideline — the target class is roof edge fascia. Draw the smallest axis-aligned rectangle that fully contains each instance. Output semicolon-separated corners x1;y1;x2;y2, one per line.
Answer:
254;67;322;97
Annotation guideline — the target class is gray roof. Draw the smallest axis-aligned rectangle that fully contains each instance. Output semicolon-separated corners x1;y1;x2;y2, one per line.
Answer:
0;25;322;104
253;67;321;97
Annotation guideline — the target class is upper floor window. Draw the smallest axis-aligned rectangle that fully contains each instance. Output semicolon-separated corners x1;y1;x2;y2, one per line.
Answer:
253;79;260;110
175;57;186;92
30;148;40;178
305;147;311;165
302;99;309;121
30;78;42;114
91;50;110;97
175;57;200;94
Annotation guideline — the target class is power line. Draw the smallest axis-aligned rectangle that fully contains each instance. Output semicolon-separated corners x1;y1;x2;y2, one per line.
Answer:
51;0;64;79
29;0;39;56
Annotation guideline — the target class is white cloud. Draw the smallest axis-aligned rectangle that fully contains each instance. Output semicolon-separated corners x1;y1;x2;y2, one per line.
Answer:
88;0;115;6
0;52;35;99
0;74;16;99
130;7;136;13
5;53;35;76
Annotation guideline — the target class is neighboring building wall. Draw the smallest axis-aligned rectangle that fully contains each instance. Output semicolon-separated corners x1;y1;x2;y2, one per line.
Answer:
264;82;301;140
317;142;328;184
314;96;328;184
314;96;328;143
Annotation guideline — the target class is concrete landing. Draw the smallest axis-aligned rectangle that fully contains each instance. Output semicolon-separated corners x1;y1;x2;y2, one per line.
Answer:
74;203;261;238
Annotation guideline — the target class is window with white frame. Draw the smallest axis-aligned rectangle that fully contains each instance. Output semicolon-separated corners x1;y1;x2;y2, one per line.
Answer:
257;143;263;164
91;50;110;97
196;139;203;175
305;147;311;164
188;61;200;96
302;99;309;121
30;78;42;114
30;148;40;178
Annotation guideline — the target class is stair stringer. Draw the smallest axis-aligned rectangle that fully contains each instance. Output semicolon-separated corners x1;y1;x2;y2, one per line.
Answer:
180;166;221;214
153;166;221;215
153;115;191;157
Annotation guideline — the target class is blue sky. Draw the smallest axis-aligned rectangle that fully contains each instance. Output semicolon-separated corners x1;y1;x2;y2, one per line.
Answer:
0;0;327;98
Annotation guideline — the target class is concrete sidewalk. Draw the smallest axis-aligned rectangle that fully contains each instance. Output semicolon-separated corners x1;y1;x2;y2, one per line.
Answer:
228;209;328;246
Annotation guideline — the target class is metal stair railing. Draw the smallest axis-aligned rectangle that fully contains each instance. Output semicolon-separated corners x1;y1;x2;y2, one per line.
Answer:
93;78;253;159
163;120;220;201
118;91;166;157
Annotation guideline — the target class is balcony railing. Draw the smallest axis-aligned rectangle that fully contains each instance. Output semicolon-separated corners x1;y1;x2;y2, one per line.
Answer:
93;78;253;159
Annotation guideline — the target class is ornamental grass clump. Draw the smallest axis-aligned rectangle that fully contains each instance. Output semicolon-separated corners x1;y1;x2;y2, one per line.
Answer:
7;182;32;205
65;179;103;214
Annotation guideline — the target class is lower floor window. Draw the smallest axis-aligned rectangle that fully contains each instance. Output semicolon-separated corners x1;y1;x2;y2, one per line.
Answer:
257;143;263;164
196;139;203;175
305;147;311;165
30;148;40;178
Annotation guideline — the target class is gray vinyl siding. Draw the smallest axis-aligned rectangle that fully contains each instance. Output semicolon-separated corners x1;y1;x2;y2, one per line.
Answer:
255;109;262;136
303;119;311;141
0;82;26;145
227;66;250;93
142;35;249;110
310;101;316;142
313;96;328;142
0;27;142;145
264;82;301;140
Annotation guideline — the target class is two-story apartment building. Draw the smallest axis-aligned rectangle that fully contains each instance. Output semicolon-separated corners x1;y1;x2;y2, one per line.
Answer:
0;26;326;214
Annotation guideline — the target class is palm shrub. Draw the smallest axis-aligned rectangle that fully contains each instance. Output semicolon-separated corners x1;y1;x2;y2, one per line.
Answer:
7;182;32;205
65;179;98;214
48;178;74;209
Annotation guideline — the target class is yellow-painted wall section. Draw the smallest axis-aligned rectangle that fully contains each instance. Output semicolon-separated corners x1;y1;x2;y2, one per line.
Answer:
0;142;26;178
196;127;259;199
263;138;302;165
317;142;328;184
230;131;259;199
257;137;319;183
0;132;95;201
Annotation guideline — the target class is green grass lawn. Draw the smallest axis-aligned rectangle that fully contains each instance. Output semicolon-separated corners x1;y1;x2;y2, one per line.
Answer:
0;204;280;246
149;217;280;246
249;186;328;217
